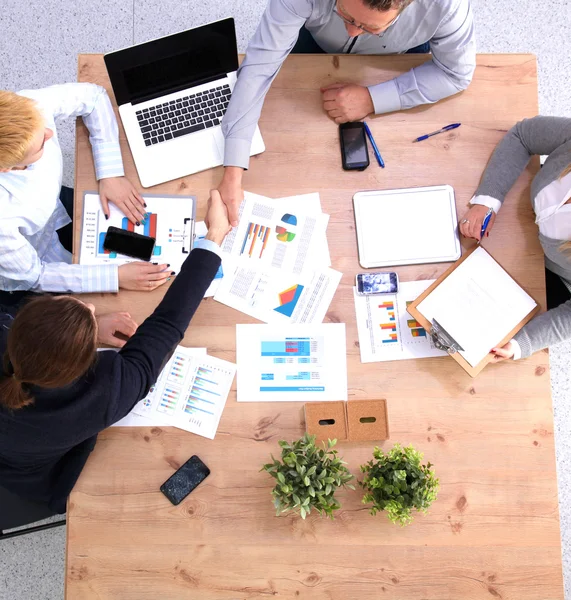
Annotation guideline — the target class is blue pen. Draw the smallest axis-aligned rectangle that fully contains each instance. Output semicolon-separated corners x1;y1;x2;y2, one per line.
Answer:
363;122;385;168
412;123;461;143
479;207;493;243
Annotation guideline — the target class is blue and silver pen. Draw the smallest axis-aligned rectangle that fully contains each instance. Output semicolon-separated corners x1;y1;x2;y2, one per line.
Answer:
413;123;461;143
479;207;494;243
363;122;385;168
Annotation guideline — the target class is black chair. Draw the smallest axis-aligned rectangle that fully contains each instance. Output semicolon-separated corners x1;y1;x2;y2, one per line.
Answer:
0;485;65;540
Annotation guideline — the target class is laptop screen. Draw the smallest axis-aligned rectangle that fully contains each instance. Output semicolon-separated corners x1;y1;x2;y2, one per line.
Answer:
105;18;239;106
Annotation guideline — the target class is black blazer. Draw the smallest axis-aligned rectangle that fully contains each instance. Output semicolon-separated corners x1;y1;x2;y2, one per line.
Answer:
0;248;220;513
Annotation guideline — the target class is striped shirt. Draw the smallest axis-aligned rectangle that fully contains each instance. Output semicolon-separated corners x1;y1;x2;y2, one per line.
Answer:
0;83;125;294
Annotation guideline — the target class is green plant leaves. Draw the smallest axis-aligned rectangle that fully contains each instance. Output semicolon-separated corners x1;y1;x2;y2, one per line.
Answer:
358;443;439;527
262;433;354;521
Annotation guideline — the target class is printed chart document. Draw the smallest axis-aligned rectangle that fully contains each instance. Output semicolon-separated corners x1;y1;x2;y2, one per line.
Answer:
416;247;538;367
215;262;342;324
353;281;446;363
125;346;235;438
112;348;207;427
236;324;348;402
80;192;195;273
221;192;329;274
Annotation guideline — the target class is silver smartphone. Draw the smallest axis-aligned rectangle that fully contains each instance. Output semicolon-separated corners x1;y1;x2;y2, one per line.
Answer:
356;272;399;295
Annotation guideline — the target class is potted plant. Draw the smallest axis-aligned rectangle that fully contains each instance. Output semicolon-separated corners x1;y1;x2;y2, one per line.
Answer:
359;443;439;526
262;433;355;520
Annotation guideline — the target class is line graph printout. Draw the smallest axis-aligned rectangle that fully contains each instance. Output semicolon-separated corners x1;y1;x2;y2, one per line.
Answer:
80;192;195;273
132;346;236;439
236;324;348;402
353;280;447;363
221;192;329;275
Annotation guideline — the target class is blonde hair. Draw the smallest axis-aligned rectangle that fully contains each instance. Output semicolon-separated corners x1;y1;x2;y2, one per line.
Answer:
559;163;571;251
0;91;44;169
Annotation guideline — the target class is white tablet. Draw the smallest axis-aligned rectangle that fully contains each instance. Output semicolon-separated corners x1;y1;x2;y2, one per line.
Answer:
353;185;461;268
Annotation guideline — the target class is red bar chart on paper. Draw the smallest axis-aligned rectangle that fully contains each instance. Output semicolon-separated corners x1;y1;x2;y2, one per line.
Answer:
80;192;196;272
353;281;447;363
240;222;272;259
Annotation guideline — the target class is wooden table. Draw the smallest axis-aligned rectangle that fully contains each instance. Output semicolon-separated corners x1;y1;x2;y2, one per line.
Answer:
67;54;563;599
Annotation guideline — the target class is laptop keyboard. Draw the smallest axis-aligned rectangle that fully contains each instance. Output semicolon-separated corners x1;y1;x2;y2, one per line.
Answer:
135;84;232;147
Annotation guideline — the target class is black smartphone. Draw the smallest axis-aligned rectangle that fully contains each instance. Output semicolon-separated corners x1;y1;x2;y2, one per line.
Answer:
103;226;155;261
160;455;210;506
339;122;370;171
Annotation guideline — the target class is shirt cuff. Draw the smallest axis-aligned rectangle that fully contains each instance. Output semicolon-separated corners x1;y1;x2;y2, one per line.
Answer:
509;338;522;360
82;264;119;293
223;137;252;170
92;141;125;180
194;238;223;260
470;195;502;214
367;80;402;115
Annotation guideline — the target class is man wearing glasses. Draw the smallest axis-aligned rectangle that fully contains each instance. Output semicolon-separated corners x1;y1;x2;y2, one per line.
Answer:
218;0;476;225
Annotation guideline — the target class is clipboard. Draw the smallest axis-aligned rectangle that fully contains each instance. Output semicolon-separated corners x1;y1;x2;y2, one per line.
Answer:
353;185;461;268
407;246;540;377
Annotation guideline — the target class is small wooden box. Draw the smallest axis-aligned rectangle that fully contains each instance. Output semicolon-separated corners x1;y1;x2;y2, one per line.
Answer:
304;401;348;442
346;399;389;441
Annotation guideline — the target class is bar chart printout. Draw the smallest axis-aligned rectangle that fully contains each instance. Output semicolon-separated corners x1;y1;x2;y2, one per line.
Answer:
353;280;447;363
236;324;348;402
133;346;236;439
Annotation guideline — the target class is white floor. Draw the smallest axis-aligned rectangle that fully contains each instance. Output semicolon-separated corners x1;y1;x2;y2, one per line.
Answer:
1;1;571;598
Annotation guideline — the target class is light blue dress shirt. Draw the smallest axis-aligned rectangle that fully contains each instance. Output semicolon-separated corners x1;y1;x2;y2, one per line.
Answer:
0;83;125;294
222;0;476;169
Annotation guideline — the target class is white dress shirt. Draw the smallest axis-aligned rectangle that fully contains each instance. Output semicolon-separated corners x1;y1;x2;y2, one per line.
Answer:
0;83;125;294
471;171;571;359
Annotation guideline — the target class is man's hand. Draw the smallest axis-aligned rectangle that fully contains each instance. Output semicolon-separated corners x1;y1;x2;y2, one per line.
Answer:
217;166;244;227
96;312;138;348
459;205;497;241
321;83;375;124
490;342;514;362
99;176;146;225
118;262;174;291
205;190;232;246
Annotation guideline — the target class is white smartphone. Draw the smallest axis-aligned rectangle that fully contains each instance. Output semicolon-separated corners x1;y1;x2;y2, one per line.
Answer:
356;272;399;295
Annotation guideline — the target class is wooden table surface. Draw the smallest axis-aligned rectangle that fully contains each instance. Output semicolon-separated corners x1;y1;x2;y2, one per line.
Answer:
68;53;563;600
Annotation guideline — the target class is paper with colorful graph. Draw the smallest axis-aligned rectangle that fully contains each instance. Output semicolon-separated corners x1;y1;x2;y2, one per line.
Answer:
214;191;340;323
79;192;195;273
353;280;447;363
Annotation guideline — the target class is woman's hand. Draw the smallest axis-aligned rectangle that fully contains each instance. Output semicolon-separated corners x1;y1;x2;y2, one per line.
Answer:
490;342;514;362
205;190;232;246
99;176;147;225
459;205;497;241
96;312;138;348
118;262;174;291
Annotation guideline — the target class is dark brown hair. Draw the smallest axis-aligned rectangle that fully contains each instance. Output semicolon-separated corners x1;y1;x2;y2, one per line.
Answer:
363;0;414;10
0;296;97;410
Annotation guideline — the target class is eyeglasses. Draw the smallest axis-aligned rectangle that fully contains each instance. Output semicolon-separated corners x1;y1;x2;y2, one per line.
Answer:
333;3;400;36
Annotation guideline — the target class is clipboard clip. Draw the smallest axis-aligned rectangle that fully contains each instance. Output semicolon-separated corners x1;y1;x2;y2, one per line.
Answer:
430;319;465;355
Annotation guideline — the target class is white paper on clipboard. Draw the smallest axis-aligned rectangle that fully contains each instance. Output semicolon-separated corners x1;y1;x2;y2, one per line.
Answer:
353;185;461;268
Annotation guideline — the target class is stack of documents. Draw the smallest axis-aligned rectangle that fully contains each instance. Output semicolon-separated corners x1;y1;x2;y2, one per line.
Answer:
113;346;236;439
196;192;341;324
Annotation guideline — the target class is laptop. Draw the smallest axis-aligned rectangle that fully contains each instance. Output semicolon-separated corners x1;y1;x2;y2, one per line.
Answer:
104;18;265;188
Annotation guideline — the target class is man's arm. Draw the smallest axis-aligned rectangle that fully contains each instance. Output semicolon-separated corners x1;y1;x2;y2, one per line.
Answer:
0;228;118;293
221;0;312;170
368;0;476;114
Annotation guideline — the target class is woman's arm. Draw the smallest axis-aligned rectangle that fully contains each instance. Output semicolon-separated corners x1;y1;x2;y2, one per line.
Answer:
460;116;571;240
104;193;230;424
475;116;571;205
512;300;571;358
